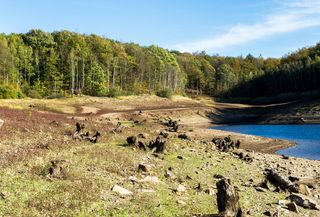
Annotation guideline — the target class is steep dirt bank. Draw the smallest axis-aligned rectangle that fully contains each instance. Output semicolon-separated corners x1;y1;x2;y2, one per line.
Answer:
208;96;320;125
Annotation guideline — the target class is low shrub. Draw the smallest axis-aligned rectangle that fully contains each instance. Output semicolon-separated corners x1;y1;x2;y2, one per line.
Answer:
0;85;24;99
106;88;133;98
156;88;173;98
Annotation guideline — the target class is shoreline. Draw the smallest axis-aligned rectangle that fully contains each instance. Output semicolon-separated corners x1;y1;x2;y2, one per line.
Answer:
179;114;297;155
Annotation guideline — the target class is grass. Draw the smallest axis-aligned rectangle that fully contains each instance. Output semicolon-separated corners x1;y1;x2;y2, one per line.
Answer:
0;129;300;216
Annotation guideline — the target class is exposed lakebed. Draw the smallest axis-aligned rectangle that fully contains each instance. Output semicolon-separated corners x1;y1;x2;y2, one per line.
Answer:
211;124;320;160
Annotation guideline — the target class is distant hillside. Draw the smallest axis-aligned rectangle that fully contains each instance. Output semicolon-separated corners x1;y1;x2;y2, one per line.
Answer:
0;29;319;99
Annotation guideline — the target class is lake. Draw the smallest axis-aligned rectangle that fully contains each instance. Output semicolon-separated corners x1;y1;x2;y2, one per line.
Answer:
211;124;320;160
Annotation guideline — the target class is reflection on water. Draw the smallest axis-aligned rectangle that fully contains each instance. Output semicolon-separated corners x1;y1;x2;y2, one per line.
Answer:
211;124;320;160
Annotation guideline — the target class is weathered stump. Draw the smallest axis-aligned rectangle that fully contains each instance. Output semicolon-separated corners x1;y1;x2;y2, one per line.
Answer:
113;122;123;134
149;135;166;153
48;160;68;179
90;131;101;143
216;179;242;217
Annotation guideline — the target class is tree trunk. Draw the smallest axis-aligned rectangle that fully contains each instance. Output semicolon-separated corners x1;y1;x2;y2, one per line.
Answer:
70;50;75;96
113;57;117;89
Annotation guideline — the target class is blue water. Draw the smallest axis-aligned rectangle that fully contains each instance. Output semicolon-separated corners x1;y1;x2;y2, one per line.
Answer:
211;124;320;160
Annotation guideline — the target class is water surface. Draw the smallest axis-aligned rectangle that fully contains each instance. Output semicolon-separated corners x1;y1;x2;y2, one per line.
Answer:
211;124;320;160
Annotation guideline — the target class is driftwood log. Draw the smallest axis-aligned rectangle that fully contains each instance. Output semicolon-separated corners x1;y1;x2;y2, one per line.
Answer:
266;169;299;192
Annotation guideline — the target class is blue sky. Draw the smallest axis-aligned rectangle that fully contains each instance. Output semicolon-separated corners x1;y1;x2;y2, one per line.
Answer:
1;0;320;57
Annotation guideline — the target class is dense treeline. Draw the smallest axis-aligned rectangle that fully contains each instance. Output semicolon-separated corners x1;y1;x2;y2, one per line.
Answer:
229;44;320;97
0;30;185;98
0;29;319;99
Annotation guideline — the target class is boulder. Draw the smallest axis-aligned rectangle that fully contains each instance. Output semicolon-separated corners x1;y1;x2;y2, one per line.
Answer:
174;184;186;193
111;184;133;196
138;164;150;173
127;136;137;145
141;176;162;184
0;191;9;200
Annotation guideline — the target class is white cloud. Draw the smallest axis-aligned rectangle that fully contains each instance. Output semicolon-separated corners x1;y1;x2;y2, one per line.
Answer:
170;0;320;53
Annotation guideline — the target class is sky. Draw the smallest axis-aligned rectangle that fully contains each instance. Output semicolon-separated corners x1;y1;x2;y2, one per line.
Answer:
1;0;320;57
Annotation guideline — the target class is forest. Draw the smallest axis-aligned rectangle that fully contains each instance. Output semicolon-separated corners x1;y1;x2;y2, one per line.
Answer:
0;29;319;99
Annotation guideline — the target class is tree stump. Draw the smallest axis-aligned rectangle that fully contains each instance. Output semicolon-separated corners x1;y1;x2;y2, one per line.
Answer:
216;179;242;217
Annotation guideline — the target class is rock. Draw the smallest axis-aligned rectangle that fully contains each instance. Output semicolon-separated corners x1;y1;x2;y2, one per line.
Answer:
263;210;272;216
128;176;139;183
278;199;290;205
159;130;169;138
216;178;242;216
111;184;133;196
174;184;186;193
286;193;320;210
282;155;290;160
298;184;312;196
177;200;187;205
195;183;202;192
141;176;162;184
127;136;137;145
0;191;9;200
186;175;192;180
287;202;299;213
178;133;190;140
204;188;215;195
164;170;176;180
139;189;155;193
138;164;150;173
137;133;149;139
255;187;267;192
